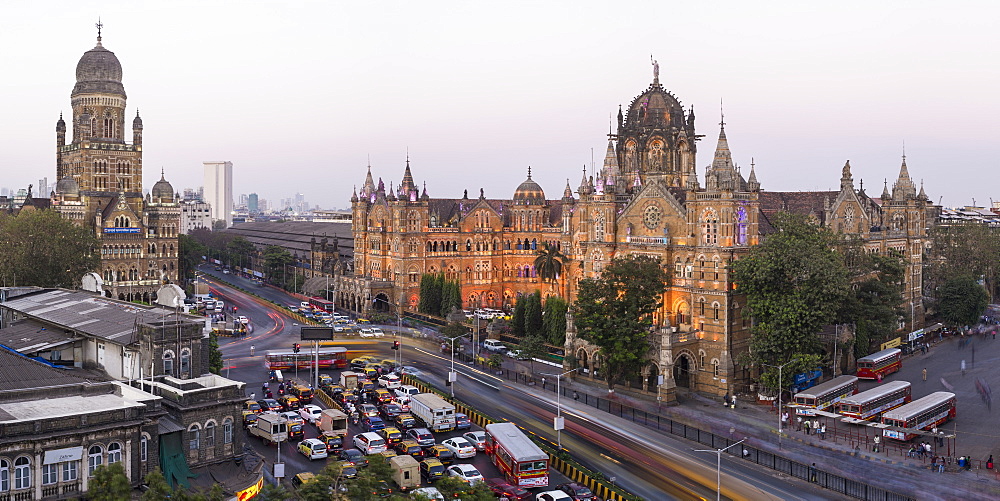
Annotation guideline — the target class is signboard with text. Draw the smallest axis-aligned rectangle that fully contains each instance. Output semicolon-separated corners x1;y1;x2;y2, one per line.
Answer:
103;227;140;234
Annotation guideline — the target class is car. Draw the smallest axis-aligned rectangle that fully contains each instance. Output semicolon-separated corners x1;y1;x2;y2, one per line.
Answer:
440;437;476;459
380;402;403;421
454;413;472;430
359;328;377;338
318;374;334;386
222;268;230;274
419;458;446;483
395;385;421;403
279;411;304;426
357;378;376;392
483;339;507;352
278;395;300;411
507;349;530;360
297;438;328;460
299;404;323;424
319;432;344;452
378;426;404;446
463;310;474;319
462;431;486;451
410;486;445;500
351;357;370;370
332;324;348;332
362;415;387;432
406;428;435;448
535;491;574;501
242;411;259;428
338;448;369;467
372;479;393;498
394;440;425;459
299;301;311;310
486;478;532;501
261;399;282;413
290;385;314;404
354;431;387;454
394;413;417;429
378;449;398;461
337;391;358;406
374;388;394;403
446;464;484;485
362;366;381;379
337;461;359;479
324;383;346;396
397;366;421;377
360;404;380;418
556;483;599;501
288;423;305;441
425;444;455;465
243;400;262;414
378;374;403;390
290;472;316;490
370;327;385;337
237;315;249;325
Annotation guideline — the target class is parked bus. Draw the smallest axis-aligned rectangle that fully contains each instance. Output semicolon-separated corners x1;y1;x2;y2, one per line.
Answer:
856;348;902;380
485;422;549;488
882;392;956;441
309;297;334;313
837;381;912;421
264;347;348;370
792;375;858;416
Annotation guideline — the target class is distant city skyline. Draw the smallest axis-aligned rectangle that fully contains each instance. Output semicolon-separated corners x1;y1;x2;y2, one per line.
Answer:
1;2;997;210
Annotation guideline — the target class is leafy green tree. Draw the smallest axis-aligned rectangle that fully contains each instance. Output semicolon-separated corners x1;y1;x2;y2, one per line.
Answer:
434;476;494;500
441;321;469;341
297;462;344;500
534;242;568;296
226;236;256;270
926;222;1000;301
262;245;292;282
511;298;526;339
836;248;905;358
419;273;434;314
731;212;850;369
440;278;462;318
140;469;172;501
178;233;207;285
208;332;224;375
938;275;989;327
520;334;546;371
344;454;393;499
487;353;504;369
0;209;100;288
759;353;823;394
523;291;543;338
573;254;669;390
88;462;132;501
255;483;292;501
543;295;569;346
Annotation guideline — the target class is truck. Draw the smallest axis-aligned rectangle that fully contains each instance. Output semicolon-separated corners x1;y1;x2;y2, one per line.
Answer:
248;412;288;445
408;393;456;432
318;408;349;437
389;454;420;491
340;371;360;390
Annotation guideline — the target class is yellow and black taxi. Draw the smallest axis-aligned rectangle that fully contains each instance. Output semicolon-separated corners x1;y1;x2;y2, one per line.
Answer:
426;444;455;465
324;383;346;396
357;378;376;392
290;472;316;490
378;449;398;461
318;374;334;386
288;422;305;441
243;400;263;414
393;439;424;459
241;410;259;428
378;426;404;446
419;458;446;483
278;395;301;411
374;388;393;404
394;413;417;429
319;431;344;453
362;366;380;380
290;385;314;404
336;391;358;406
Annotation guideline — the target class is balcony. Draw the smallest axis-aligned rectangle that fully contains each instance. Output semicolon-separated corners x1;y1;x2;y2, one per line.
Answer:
626;235;669;245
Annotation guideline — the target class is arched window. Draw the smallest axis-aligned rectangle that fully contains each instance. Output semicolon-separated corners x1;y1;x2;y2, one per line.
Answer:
180;348;191;375
88;445;103;476
466;240;472;251
0;458;9;492
162;351;174;376
702;210;719;246
205;421;216;447
736;206;748;245
107;443;122;464
594;211;606;242
140;435;148;462
189;424;201;450
13;457;29;490
223;418;234;444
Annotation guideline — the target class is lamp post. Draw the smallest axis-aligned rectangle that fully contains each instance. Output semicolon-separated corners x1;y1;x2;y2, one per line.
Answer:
694;438;746;501
446;333;470;397
373;297;403;367
762;361;795;449
541;367;579;450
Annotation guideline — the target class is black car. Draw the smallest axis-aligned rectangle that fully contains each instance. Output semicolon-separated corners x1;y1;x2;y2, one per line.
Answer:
337;461;358;479
338;449;369;467
406;427;435;448
380;403;403;421
372;480;393;498
557;482;599;501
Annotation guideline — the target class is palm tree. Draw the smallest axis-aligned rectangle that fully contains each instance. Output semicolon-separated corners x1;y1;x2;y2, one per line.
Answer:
534;243;568;296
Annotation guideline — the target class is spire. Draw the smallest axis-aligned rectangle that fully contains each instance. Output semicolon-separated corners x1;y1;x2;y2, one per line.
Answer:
351;185;358;203
421;181;429;201
748;158;760;191
95;18;103;47
918;180;928;201
891;153;916;201
160;167;165;180
577;164;593;196
840;160;853;191
527;165;532;179
881;179;890;201
362;163;375;196
602;140;619;189
400;155;416;198
563;179;574;201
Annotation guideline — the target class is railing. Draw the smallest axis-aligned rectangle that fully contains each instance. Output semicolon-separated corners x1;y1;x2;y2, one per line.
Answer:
625;235;669;245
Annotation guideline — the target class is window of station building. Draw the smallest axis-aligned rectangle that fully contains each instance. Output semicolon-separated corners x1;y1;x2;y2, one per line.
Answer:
162;351;174;376
223;419;234;444
189;425;201;451
88;446;103;477
180;349;191;375
108;443;122;464
205;421;216;448
14;457;30;490
62;460;78;482
140;435;148;462
42;464;57;486
0;458;8;491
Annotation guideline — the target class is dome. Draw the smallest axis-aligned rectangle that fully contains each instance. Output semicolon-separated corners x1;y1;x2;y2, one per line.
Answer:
56;176;80;197
513;168;545;205
132;111;143;129
72;38;125;97
624;83;685;129
151;172;174;201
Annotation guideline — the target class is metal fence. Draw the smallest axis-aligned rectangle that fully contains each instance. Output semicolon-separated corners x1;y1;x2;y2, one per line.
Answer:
473;359;916;501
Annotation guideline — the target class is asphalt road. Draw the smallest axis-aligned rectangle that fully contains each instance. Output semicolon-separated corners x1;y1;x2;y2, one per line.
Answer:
202;265;839;499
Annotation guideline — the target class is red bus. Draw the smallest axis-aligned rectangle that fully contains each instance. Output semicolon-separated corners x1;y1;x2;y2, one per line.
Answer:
264;347;348;370
856;348;902;380
309;297;334;313
882;392;956;441
792;375;858;416
837;381;912;421
485;422;549;488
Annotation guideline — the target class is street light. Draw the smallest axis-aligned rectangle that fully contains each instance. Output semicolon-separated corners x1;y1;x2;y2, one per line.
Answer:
762;360;795;449
694;438;745;501
445;333;470;397
373;297;403;368
540;367;579;450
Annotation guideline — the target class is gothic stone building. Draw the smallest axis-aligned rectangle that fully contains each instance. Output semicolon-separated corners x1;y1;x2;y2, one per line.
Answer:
51;30;180;302
347;71;934;400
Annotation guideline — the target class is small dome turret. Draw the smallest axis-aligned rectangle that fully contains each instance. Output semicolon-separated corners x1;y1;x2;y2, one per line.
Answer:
513;167;545;205
56;176;80;198
72;30;125;98
151;169;174;202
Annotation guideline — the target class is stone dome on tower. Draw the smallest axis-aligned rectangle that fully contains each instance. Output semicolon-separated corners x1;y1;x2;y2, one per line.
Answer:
151;171;174;202
512;167;545;205
72;32;125;97
55;176;80;198
623;82;686;129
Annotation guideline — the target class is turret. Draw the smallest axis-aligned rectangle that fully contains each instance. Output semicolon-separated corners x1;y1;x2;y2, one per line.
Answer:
132;110;143;146
56;113;66;146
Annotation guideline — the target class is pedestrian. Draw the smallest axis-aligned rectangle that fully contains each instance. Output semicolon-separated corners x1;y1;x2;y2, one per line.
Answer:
796;415;803;432
809;462;817;482
939;460;945;474
873;435;881;453
804;420;811;435
781;412;789;428
924;442;932;457
907;445;916;458
962;359;967;376
731;394;738;409
813;419;819;434
573;391;579;401
724;393;731;408
820;423;826;440
250;392;255;400
988;455;994;469
262;383;268;395
877;373;883;383
922;368;927;382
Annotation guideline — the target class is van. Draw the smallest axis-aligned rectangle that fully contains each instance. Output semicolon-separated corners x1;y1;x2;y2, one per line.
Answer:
270;370;284;383
354;431;387;454
300;301;311;310
483;339;507;353
390;454;420;491
395;385;420;403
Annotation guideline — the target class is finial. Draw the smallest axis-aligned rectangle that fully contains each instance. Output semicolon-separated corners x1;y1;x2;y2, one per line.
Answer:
527;166;532;179
751;157;754;169
650;55;659;84
160;167;165;179
719;98;726;129
902;139;906;161
406;147;410;165
96;18;103;43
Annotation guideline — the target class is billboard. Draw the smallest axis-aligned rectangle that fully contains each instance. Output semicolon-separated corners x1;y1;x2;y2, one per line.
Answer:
300;327;333;340
103;227;140;234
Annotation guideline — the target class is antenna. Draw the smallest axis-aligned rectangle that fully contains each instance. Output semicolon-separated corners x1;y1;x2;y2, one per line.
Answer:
591;148;595;178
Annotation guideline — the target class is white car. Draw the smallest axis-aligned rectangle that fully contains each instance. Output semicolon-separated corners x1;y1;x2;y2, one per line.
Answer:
446;463;484;485
359;328;376;338
237;315;249;325
370;327;385;337
462;431;486;451
535;491;573;501
298;404;323;424
279;411;304;426
297;438;328;460
440;437;476;459
410;487;445;500
395;385;420;403
378;374;402;389
506;349;529;360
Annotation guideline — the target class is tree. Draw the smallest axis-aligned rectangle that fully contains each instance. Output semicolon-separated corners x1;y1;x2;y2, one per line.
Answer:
535;242;568;296
0;209;100;288
226;236;256;270
511;298;526;339
926;222;1000;301
573;254;669;390
731;212;850;368
208;332;224;375
542;295;569;346
520;334;546;371
523;291;543;339
938;275;989;327
88;462;131;501
262;245;292;283
140;469;172;501
254;483;292;501
836;248;905;358
440;278;461;318
434;476;495;500
178;233;207;286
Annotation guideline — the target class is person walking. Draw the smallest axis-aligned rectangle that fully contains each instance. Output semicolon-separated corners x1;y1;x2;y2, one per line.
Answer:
922;368;927;381
962;359;967;376
796;415;803;432
820;423;827;440
809;463;818;483
873;435;881;453
731;394;737;409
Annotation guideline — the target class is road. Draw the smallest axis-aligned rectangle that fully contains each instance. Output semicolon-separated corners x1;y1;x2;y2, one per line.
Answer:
202;265;840;499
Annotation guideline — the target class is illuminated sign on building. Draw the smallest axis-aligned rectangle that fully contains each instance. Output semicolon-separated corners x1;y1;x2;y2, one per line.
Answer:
103;228;141;234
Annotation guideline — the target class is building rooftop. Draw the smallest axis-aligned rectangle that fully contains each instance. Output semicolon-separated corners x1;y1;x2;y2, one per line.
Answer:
0;386;149;424
0;345;102;392
0;318;79;353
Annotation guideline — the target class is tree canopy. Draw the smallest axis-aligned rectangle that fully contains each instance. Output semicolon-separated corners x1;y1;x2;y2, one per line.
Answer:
926;222;1000;302
0;209;100;288
573;254;669;390
937;275;989;327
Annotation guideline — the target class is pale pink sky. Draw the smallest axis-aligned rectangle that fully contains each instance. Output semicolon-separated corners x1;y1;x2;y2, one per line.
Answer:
2;1;997;209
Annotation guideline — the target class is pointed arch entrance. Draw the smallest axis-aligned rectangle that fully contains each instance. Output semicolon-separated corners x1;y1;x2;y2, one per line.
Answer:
674;353;694;389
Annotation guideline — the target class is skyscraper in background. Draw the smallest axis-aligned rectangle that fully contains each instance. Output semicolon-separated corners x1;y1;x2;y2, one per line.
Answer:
203;161;232;228
248;193;258;213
